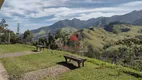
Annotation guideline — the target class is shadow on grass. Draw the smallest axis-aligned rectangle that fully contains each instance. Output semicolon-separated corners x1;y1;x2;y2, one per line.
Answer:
31;50;38;52
57;62;78;70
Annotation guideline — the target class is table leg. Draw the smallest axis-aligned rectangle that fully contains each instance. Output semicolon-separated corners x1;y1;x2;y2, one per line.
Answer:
65;57;68;63
82;61;85;67
36;47;38;51
78;62;81;67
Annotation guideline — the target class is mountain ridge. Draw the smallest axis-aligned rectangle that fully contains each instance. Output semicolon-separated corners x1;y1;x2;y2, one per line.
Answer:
31;10;142;37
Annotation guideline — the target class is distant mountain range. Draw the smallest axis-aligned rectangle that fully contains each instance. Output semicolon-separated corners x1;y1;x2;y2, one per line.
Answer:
133;19;142;26
31;10;142;38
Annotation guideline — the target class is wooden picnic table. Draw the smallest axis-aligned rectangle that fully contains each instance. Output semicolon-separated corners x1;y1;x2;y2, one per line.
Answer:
36;45;45;51
64;54;87;67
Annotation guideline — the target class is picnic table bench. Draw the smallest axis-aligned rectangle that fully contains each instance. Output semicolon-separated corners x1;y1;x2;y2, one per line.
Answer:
64;54;87;67
36;45;45;51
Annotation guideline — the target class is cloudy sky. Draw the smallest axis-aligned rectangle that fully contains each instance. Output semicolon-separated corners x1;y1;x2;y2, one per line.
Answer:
0;0;142;33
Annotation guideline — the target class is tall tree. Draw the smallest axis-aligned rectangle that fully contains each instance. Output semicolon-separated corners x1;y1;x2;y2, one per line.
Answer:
55;29;69;45
55;29;62;39
23;30;33;43
0;19;10;43
16;23;20;36
47;33;58;49
0;19;8;29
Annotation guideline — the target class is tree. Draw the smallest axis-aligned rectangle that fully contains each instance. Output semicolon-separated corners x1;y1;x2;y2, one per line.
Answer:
47;33;58;49
9;31;17;44
23;30;33;43
55;29;62;39
0;19;6;28
0;19;10;43
38;38;47;46
0;19;8;29
16;23;20;36
55;29;69;46
0;30;17;44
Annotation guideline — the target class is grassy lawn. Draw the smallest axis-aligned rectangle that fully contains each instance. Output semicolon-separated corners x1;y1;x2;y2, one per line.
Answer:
0;44;141;80
41;58;141;80
0;50;68;80
0;44;34;54
57;68;139;80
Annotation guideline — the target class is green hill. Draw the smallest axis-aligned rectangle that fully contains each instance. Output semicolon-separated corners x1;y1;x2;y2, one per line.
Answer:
80;24;142;49
75;23;142;72
32;26;77;39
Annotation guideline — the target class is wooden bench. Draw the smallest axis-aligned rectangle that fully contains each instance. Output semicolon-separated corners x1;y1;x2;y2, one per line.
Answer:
36;45;45;51
64;54;87;67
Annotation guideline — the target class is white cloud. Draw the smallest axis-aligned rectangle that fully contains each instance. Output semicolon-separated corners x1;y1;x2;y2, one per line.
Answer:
46;1;142;21
24;23;41;27
1;0;142;32
76;12;115;20
3;0;142;20
28;7;71;18
2;0;68;18
122;1;142;6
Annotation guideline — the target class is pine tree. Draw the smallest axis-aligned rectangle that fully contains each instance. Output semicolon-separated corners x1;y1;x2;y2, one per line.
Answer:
16;23;20;36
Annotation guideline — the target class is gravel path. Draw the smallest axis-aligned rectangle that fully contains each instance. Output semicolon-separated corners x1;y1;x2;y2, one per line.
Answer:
0;51;39;58
0;51;75;80
0;61;9;80
0;51;40;80
20;65;70;80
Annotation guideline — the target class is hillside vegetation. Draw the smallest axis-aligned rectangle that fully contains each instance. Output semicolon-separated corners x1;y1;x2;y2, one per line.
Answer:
33;26;77;39
78;23;142;71
82;25;142;49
